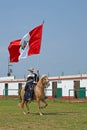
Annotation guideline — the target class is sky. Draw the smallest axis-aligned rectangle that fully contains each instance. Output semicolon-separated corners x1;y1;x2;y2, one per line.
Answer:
0;0;87;78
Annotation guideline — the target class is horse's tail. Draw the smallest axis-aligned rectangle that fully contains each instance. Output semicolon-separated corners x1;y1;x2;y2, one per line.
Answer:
18;88;22;102
19;88;25;101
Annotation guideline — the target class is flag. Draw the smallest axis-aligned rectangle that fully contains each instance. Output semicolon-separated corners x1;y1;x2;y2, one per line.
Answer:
8;24;43;62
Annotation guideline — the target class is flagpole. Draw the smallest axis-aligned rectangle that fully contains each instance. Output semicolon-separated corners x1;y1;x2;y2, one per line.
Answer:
42;20;44;25
36;20;44;74
36;54;40;73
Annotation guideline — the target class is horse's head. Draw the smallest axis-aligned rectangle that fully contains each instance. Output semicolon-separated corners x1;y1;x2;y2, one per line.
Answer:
39;74;50;87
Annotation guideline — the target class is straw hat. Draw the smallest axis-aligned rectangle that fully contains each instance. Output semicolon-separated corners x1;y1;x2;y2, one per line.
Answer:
28;68;34;72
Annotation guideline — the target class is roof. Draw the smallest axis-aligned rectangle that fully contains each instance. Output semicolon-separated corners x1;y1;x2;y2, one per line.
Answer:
0;74;87;83
48;74;87;81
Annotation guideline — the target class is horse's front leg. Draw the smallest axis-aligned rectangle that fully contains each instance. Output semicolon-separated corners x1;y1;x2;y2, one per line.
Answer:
37;100;43;116
41;99;48;109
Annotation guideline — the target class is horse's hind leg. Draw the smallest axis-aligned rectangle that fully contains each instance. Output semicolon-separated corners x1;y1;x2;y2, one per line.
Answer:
20;99;26;115
25;101;30;114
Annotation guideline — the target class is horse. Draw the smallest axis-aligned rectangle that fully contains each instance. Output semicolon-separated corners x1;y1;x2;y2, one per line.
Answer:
18;74;50;115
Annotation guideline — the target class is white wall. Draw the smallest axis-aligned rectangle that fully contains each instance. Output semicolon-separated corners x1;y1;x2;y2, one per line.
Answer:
0;83;5;95
45;81;52;96
8;83;18;95
58;80;74;96
80;79;87;88
80;79;87;96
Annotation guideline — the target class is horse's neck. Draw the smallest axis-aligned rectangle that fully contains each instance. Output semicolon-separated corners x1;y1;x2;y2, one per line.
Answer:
37;81;44;89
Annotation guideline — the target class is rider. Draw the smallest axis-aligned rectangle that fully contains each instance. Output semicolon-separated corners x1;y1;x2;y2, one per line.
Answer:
24;68;39;101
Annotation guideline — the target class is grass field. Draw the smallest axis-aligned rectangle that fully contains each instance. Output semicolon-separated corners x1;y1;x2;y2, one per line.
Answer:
0;97;87;130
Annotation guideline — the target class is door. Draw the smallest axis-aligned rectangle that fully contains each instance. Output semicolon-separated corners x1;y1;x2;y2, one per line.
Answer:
56;88;62;98
52;82;57;98
5;83;8;96
74;81;80;98
77;87;86;98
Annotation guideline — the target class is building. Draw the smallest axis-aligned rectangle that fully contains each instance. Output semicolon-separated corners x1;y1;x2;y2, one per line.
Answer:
48;74;87;99
0;76;26;97
0;74;87;99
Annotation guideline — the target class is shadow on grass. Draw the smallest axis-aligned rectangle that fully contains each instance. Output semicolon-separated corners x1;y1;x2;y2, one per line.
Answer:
30;111;80;115
45;111;80;115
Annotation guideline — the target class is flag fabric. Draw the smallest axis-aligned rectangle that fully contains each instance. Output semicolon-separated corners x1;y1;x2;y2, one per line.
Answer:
8;39;21;62
8;24;43;62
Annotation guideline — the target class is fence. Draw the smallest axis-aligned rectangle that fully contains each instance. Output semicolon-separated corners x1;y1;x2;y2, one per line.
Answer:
68;88;87;102
3;89;19;96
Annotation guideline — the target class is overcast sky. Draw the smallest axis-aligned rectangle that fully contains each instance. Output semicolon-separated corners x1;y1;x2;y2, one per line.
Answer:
0;0;87;78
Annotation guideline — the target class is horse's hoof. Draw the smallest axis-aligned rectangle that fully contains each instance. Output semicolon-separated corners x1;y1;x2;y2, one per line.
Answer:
41;104;48;109
40;106;44;109
23;112;26;115
45;104;48;108
40;113;43;116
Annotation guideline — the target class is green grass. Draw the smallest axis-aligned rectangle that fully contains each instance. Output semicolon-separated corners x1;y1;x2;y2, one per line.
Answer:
0;97;87;130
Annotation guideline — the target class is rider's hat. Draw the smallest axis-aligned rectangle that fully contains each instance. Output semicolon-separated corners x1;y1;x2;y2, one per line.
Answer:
28;68;34;72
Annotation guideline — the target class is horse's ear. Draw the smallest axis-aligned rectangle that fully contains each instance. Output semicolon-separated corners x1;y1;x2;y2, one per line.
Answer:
41;74;47;79
39;75;48;82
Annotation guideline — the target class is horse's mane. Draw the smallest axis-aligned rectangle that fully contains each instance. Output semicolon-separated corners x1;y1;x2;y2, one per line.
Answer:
39;74;47;80
37;74;48;86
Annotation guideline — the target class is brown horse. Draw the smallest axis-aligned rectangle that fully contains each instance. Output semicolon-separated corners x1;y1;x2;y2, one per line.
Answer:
18;74;50;115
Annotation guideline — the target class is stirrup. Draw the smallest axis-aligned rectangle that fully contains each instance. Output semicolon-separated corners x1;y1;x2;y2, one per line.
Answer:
28;98;32;102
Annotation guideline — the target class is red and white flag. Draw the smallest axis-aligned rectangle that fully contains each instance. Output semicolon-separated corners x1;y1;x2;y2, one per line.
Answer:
8;24;43;62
